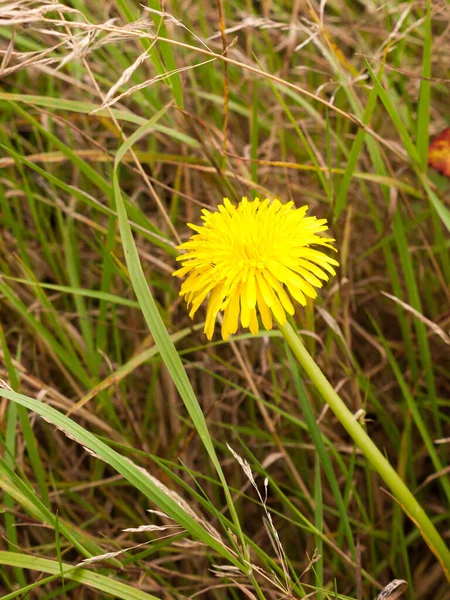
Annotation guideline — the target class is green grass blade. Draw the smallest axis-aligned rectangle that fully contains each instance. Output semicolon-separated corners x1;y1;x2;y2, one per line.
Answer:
418;173;450;233
364;59;419;164
416;0;431;170
392;210;440;441
334;82;379;219
60;213;97;370
0;387;243;568
95;214;117;365
0;93;198;145
0;552;160;600
0;276;140;308
112;111;247;560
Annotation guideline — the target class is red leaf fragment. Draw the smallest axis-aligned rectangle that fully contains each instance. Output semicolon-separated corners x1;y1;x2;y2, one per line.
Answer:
428;127;450;177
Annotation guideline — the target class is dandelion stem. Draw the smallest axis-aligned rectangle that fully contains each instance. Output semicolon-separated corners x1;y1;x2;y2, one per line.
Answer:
279;320;450;582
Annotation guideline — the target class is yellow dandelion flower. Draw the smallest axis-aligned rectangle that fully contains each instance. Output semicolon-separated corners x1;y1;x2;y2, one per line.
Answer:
173;197;339;340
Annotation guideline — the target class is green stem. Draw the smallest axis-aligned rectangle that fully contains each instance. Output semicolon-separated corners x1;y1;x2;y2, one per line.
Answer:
279;320;450;582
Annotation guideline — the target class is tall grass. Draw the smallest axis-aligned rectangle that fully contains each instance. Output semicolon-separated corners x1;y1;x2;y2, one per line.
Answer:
0;1;449;598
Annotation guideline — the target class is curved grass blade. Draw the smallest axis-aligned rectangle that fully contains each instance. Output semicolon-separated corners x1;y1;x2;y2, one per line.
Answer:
0;386;242;569
112;109;248;562
0;551;160;600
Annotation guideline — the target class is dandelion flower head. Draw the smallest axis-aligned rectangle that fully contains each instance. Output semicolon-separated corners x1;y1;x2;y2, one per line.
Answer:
173;197;338;340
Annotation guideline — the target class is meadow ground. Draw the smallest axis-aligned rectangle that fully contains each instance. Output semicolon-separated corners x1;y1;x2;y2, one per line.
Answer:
0;1;449;598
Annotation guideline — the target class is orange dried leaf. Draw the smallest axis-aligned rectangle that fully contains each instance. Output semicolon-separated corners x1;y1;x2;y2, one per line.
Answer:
428;127;450;177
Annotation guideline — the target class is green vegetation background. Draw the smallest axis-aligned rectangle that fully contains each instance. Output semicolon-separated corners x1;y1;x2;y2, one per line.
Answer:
0;1;449;598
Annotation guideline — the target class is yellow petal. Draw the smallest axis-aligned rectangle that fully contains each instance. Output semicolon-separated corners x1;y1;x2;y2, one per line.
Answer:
264;271;295;315
188;281;217;318
204;283;226;339
240;292;250;327
245;269;257;309
221;292;240;340
256;286;273;330
286;282;306;306
249;308;259;335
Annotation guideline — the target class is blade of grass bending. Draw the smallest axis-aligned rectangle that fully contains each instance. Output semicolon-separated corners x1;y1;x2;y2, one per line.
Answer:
286;345;356;557
0;552;160;600
112;110;248;563
0;387;242;569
